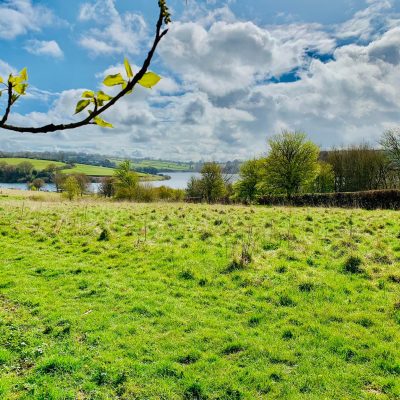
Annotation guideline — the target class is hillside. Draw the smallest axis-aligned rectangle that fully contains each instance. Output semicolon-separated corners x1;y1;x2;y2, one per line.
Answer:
0;158;161;180
0;192;398;399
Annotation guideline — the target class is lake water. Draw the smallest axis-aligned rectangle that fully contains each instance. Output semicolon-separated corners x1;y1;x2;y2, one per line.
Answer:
0;172;205;192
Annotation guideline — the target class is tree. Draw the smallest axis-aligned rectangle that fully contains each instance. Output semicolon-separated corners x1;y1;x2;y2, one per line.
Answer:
380;128;400;170
17;161;34;176
62;176;80;201
233;159;264;203
71;173;90;196
312;161;335;193
114;161;139;200
263;131;319;198
29;178;45;191
199;162;226;203
0;1;170;134
99;177;116;198
186;176;204;201
53;173;66;193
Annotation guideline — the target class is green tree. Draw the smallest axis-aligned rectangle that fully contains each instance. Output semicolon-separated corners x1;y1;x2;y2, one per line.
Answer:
186;176;204;201
233;159;264;203
29;178;45;191
62;176;80;201
114;160;139;200
263;131;319;198
199;162;226;203
313;161;335;193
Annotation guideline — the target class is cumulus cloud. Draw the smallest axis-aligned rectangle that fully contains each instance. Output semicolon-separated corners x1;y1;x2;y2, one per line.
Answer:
78;0;148;56
159;14;335;97
0;0;59;40
24;40;64;59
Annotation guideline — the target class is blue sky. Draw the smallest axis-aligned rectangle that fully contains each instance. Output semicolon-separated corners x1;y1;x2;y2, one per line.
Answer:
0;0;400;160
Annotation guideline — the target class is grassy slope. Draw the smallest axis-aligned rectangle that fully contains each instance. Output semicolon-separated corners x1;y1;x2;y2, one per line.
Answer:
0;158;161;180
0;194;399;399
0;158;66;170
112;159;192;172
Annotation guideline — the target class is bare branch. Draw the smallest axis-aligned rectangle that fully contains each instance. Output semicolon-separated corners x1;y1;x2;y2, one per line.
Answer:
0;5;169;134
0;82;13;126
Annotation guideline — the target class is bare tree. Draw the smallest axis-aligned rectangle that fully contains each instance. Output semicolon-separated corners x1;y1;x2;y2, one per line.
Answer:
380;128;400;170
0;1;171;134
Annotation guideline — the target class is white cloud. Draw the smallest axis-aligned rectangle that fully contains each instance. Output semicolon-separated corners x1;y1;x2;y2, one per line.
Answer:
25;40;64;59
78;0;148;56
159;14;335;97
0;0;58;40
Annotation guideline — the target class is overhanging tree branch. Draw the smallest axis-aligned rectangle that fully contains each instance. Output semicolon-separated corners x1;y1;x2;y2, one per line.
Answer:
0;1;170;134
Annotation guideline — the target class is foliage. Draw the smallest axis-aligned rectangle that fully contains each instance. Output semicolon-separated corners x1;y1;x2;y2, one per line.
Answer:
233;158;264;203
262;131;320;198
99;177;116;198
29;178;45;191
61;176;81;201
0;193;399;398
186;163;227;203
114;160;140;200
327;143;397;192
312;161;335;193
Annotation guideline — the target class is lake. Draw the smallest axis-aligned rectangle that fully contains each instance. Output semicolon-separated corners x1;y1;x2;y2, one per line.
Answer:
0;172;206;192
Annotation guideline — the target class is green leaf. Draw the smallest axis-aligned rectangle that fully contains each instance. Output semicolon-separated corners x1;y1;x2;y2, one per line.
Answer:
97;91;113;102
75;99;91;114
19;68;28;82
138;72;161;88
93;116;113;128
103;73;125;87
0;76;3;84
82;90;94;98
124;58;133;79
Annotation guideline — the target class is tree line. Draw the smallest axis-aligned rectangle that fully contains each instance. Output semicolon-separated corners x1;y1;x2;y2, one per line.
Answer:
186;128;400;204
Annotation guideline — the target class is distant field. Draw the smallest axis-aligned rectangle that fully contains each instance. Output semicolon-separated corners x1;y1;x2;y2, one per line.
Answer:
113;159;193;172
0;193;399;399
0;158;66;170
0;158;161;180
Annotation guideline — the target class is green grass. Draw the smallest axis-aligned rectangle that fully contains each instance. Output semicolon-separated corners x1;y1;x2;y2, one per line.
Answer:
0;194;399;399
0;158;66;170
0;158;162;180
112;159;192;172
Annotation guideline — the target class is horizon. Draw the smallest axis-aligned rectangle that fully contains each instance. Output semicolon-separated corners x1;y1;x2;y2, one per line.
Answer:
1;0;400;161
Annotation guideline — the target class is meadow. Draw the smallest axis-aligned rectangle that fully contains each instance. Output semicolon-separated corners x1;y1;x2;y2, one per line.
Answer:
0;191;399;399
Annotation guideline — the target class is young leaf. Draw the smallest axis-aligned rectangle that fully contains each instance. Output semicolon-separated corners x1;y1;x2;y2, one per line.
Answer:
93;116;113;128
0;76;3;84
19;68;28;82
103;73;125;87
82;90;94;98
97;91;113;102
14;84;28;95
138;72;161;88
124;58;133;79
75;99;91;114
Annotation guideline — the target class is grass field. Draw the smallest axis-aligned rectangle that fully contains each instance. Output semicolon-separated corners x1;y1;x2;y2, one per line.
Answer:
113;159;193;172
0;158;162;180
0;158;66;170
0;192;399;399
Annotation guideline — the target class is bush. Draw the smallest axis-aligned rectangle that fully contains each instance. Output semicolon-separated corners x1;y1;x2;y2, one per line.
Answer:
258;190;400;210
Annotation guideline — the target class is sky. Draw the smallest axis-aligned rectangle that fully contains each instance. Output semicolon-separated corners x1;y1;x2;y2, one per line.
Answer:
0;0;400;161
